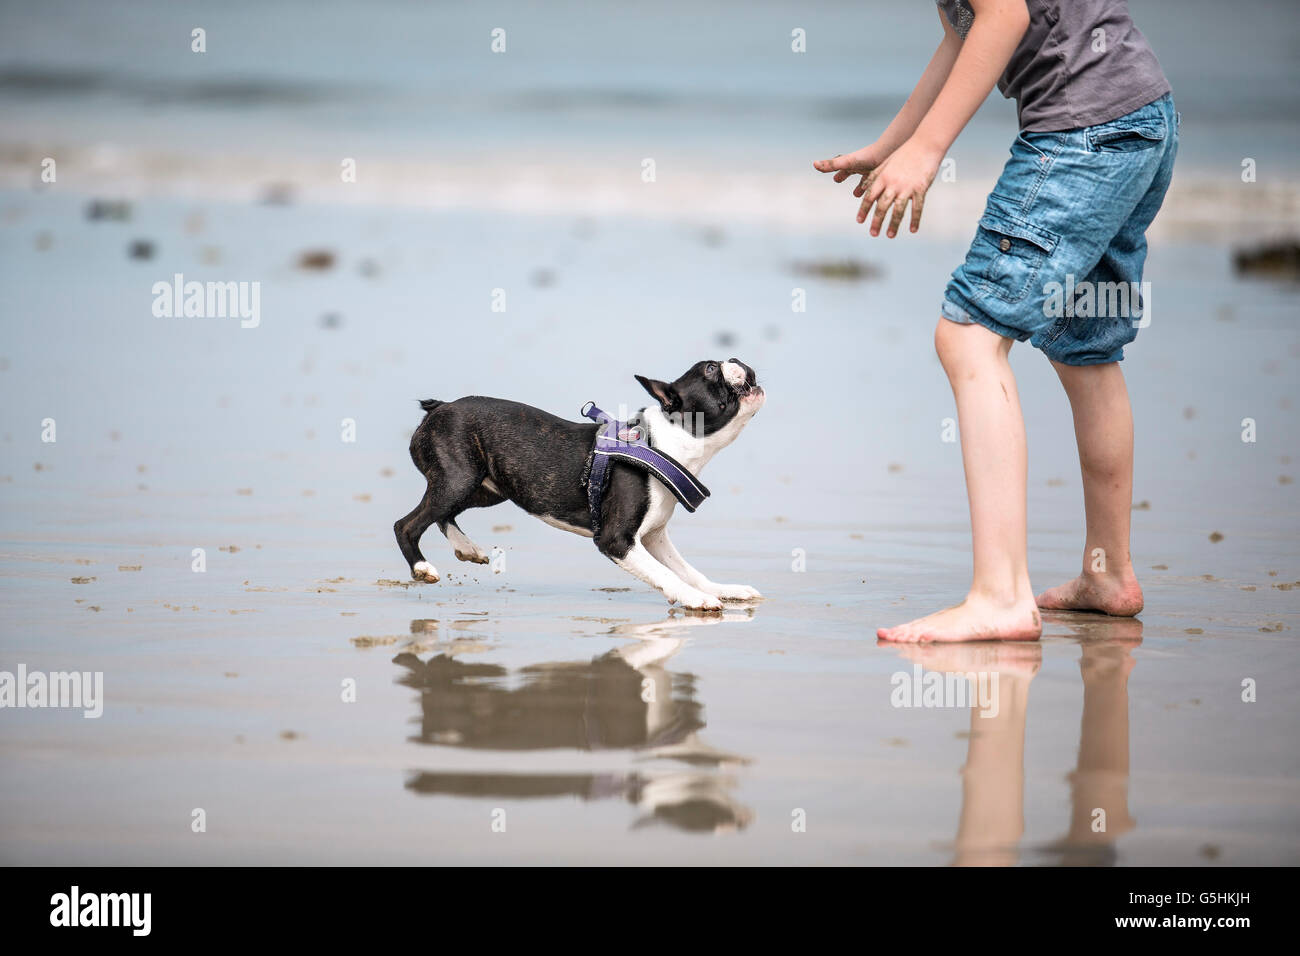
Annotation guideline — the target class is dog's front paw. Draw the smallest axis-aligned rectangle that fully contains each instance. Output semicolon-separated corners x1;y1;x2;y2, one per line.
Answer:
673;588;723;612
411;561;440;583
713;584;763;602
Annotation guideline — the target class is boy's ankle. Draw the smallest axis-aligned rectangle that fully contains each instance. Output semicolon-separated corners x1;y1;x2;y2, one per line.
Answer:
1080;564;1137;582
969;582;1036;609
1080;551;1136;580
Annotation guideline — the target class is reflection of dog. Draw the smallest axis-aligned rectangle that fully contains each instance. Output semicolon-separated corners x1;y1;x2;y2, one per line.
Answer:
394;616;754;833
393;359;765;610
392;641;702;751
404;769;752;834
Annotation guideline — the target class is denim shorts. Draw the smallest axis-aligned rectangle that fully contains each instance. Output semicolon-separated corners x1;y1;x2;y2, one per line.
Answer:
942;93;1179;365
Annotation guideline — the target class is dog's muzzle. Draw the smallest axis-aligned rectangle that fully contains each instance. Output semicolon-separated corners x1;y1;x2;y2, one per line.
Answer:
723;359;762;400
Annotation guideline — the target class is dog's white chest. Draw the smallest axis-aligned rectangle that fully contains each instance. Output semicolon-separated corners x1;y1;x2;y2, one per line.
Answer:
641;481;679;533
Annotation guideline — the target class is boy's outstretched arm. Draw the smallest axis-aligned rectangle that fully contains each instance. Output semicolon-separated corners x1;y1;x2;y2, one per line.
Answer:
860;0;1029;238
813;9;964;193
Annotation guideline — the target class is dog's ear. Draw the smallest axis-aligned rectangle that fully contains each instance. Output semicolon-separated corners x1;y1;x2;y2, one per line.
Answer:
635;375;679;413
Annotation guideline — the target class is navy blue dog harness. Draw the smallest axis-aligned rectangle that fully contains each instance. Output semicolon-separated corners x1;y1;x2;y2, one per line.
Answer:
581;402;709;536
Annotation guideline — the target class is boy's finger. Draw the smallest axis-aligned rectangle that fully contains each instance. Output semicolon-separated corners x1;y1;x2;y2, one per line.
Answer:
853;173;870;197
856;190;875;224
870;192;895;235
858;173;888;223
813;155;845;172
910;192;926;233
833;169;850;183
886;196;910;238
856;174;877;221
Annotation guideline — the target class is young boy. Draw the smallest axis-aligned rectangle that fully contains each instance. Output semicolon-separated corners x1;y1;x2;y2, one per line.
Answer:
814;0;1177;642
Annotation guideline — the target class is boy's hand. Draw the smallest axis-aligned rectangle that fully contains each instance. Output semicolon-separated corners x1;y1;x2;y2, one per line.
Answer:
813;143;891;197
856;138;944;237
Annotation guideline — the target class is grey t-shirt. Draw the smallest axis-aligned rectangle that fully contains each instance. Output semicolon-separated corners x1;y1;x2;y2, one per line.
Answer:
935;0;1171;131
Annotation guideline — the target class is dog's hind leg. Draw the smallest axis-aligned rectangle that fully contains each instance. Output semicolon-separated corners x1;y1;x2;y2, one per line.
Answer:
439;483;505;565
394;483;443;582
395;469;489;582
441;520;489;564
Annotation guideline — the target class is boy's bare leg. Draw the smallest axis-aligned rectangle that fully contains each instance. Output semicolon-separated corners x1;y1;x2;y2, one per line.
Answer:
1036;361;1144;616
879;319;1041;642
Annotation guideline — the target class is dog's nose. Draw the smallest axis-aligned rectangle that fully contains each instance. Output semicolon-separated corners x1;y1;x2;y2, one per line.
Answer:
729;358;756;386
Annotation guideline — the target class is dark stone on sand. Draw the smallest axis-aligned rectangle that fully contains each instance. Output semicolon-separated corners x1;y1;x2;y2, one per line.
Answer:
128;239;155;260
260;182;296;206
297;249;335;271
1233;240;1300;281
85;199;131;222
791;258;883;281
1209;531;1224;542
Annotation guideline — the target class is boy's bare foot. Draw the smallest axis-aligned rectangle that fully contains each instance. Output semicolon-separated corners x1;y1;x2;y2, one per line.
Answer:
1036;571;1143;617
877;594;1042;643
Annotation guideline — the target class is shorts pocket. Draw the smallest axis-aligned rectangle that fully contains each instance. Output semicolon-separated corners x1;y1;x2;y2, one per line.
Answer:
1016;129;1063;162
973;211;1060;304
1087;119;1166;152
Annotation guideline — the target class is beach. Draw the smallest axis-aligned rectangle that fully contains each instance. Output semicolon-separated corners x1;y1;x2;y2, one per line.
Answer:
0;0;1298;865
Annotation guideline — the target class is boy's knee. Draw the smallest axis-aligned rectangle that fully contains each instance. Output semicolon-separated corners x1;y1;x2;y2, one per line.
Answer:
934;317;1010;376
934;317;968;373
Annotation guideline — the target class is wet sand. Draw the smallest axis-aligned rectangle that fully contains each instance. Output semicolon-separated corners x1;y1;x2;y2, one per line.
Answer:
1;189;1297;864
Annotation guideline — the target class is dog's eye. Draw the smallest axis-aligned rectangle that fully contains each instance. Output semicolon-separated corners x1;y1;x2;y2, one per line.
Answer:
706;363;717;374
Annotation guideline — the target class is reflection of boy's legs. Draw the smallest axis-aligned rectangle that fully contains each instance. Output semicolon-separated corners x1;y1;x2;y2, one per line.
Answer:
1063;639;1138;853
952;657;1038;867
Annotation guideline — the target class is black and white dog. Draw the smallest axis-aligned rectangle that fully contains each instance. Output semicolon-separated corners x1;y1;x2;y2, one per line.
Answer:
394;359;765;611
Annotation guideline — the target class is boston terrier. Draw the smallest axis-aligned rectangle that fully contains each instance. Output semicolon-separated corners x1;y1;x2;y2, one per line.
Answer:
394;359;765;611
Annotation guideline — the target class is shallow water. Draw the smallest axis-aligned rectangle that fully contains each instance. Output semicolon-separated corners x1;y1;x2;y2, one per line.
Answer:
1;188;1297;864
2;0;1299;864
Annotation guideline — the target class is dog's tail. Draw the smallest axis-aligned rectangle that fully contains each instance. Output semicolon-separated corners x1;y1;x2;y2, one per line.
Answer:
409;400;445;473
